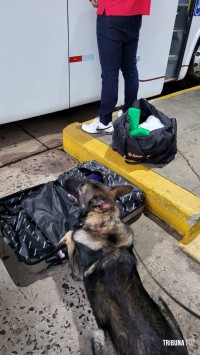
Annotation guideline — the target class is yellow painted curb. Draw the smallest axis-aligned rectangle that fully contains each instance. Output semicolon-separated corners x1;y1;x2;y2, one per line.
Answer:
63;123;200;246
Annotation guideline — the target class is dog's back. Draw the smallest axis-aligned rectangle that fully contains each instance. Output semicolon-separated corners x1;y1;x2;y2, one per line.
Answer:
84;247;187;355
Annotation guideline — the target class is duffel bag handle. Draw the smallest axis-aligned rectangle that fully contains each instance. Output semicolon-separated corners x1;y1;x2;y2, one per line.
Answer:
123;155;147;165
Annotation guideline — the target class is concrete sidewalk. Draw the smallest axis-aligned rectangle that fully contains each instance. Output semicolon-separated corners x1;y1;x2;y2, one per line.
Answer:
0;93;200;354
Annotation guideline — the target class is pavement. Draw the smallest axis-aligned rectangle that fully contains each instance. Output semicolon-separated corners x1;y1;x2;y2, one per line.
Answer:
0;89;200;354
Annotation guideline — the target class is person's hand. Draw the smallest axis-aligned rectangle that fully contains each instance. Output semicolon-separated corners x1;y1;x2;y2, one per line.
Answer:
90;0;98;8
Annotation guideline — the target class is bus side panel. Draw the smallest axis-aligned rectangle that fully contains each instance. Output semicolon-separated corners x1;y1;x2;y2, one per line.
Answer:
0;0;69;124
137;0;178;98
68;0;101;108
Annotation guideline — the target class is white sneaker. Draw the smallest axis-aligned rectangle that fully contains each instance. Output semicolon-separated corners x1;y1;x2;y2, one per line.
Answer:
82;117;114;134
117;109;123;118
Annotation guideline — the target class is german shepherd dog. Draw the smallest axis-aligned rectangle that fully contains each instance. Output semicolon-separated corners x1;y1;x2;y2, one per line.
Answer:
59;179;188;355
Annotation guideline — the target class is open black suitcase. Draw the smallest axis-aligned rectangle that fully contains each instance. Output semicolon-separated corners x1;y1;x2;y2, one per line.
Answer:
0;161;145;273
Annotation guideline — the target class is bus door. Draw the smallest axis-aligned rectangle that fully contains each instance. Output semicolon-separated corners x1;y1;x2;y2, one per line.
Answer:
165;0;196;79
137;0;178;98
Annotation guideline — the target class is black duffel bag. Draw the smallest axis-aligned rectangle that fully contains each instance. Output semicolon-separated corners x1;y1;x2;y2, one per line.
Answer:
112;99;177;165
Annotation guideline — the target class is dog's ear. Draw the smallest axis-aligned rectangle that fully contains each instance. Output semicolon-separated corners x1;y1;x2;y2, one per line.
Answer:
109;185;133;200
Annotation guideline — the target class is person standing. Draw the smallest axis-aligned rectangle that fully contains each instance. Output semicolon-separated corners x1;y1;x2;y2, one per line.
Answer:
82;0;151;134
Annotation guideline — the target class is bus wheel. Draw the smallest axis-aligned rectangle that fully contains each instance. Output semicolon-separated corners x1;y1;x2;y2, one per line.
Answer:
188;42;200;82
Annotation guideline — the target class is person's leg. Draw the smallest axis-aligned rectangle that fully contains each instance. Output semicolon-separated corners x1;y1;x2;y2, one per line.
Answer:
97;14;122;125
121;15;142;113
82;15;139;133
82;14;122;133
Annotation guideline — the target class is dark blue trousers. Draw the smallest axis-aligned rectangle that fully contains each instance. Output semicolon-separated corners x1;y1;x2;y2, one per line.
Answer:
97;13;142;125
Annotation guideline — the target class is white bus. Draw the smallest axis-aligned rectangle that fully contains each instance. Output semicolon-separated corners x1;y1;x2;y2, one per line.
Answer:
0;0;200;124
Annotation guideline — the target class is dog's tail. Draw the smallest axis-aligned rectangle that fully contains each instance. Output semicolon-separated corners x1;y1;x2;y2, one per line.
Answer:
157;298;188;354
92;329;105;355
92;329;117;355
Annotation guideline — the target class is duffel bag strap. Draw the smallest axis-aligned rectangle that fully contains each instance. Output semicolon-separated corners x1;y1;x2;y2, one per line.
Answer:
124;155;147;165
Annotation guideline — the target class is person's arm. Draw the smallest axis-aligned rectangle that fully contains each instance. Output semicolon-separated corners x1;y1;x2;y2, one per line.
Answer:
89;0;99;8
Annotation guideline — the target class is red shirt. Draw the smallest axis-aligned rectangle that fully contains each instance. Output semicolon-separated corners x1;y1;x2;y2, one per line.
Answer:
97;0;151;16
